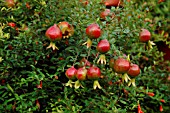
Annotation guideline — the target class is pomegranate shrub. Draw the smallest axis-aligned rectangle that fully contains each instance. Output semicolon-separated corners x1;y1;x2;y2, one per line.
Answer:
0;0;169;112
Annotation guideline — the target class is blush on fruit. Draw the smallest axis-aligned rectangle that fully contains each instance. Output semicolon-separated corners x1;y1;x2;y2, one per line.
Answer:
65;66;77;80
104;0;120;7
76;67;87;81
45;24;62;41
113;58;130;74
97;39;110;54
5;0;15;7
86;23;101;39
87;66;101;80
127;64;140;77
100;9;111;20
139;29;151;42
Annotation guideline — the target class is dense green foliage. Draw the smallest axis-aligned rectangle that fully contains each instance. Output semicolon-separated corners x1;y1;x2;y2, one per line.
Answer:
0;0;169;112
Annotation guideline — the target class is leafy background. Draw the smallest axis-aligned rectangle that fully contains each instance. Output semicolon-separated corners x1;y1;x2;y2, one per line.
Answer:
0;0;169;112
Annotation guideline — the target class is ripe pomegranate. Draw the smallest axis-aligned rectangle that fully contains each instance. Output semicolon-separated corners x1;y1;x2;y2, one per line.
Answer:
86;23;101;39
113;58;130;74
96;39;110;65
45;24;62;41
87;66;102;89
45;24;62;50
127;64;140;77
76;67;87;81
104;0;120;7
7;22;16;28
97;39;110;54
127;64;140;87
139;29;151;42
65;66;77;87
100;9;111;20
65;66;77;80
58;21;74;39
5;0;15;7
87;66;101;80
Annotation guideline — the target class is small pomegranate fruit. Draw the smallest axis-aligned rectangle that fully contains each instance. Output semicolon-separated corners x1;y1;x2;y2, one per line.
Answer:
84;23;101;48
139;29;151;42
45;24;62;50
113;58;131;83
96;39;110;65
58;21;74;39
97;39;110;54
74;67;87;89
86;23;101;39
65;66;77;80
87;66;101;80
76;67;87;81
127;64;140;87
65;66;77;87
100;9;111;20
104;0;120;7
7;22;16;28
113;58;130;74
87;66;102;89
5;0;15;7
45;24;62;41
127;64;140;77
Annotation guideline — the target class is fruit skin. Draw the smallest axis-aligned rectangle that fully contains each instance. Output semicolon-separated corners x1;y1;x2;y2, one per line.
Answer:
65;66;77;80
58;21;74;38
127;64;140;77
86;24;101;39
45;24;62;41
5;0;15;7
139;29;151;42
87;66;101;80
104;0;120;7
100;9;111;20
97;39;110;54
76;67;87;81
113;58;130;74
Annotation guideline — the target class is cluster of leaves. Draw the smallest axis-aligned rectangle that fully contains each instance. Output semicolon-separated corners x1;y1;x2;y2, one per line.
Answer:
0;0;169;112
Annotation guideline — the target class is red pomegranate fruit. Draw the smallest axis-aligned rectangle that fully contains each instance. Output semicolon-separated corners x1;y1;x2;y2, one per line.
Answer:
139;29;151;42
5;0;15;7
8;22;16;28
45;24;62;50
113;58;130;74
86;23;101;39
76;67;87;81
127;64;140;77
87;66;101;80
45;24;62;41
100;9;111;20
65;66;77;80
97;39;110;54
104;0;120;7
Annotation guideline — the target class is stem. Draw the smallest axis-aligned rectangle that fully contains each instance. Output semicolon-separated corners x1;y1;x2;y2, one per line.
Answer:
73;52;79;66
86;47;91;63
